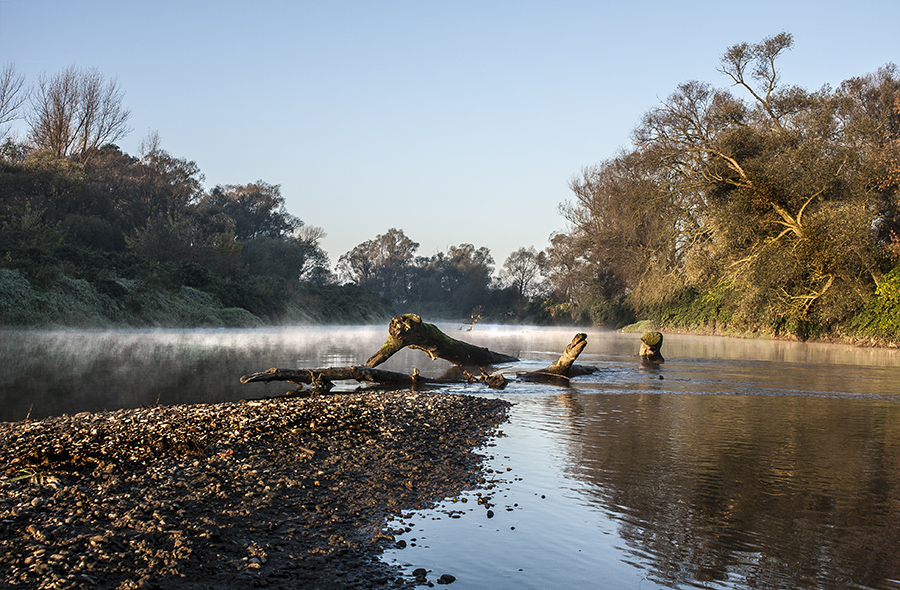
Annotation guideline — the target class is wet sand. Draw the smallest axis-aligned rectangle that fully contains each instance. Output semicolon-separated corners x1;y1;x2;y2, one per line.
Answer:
0;390;510;589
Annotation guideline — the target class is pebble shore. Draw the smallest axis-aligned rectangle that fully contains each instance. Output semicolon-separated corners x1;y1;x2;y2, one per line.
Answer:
0;390;510;589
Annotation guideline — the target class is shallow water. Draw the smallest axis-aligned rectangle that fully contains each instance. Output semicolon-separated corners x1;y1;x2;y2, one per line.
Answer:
2;326;899;588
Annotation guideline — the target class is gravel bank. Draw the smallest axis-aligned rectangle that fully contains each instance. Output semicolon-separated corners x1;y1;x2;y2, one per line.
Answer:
0;391;510;589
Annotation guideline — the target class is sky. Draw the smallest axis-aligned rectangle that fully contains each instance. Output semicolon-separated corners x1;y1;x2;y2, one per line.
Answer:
1;0;898;272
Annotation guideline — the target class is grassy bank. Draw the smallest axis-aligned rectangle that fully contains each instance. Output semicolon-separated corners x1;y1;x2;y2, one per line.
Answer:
0;268;395;329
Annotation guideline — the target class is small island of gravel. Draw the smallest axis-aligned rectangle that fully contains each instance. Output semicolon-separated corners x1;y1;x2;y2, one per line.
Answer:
0;391;510;589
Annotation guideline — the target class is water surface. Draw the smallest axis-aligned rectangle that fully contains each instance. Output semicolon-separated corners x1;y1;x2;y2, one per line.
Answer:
2;326;898;589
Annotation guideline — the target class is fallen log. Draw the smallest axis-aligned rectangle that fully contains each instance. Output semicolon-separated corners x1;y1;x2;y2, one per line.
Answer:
366;314;518;368
240;318;596;395
519;333;598;382
240;366;454;393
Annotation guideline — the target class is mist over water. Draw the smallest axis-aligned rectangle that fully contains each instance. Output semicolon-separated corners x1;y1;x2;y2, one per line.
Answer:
2;326;899;589
0;326;399;421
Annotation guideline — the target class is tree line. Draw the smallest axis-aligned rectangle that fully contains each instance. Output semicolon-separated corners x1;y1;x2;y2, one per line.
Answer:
2;34;899;339
0;64;391;326
0;63;544;326
334;228;549;320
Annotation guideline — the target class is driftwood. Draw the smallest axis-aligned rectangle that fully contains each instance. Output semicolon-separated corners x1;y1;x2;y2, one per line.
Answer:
519;333;598;382
240;316;602;394
366;314;518;368
239;366;454;393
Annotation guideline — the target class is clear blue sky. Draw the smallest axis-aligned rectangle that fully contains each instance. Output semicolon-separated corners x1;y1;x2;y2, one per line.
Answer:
2;0;898;271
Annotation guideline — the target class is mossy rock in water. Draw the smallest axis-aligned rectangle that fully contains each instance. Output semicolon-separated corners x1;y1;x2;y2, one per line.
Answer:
639;331;664;363
640;331;663;347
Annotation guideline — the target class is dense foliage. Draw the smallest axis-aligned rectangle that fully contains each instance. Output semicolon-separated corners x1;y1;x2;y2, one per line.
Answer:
544;34;899;341
335;229;524;320
0;132;392;327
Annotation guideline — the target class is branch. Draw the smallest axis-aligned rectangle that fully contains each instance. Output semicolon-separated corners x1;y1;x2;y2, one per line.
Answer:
366;314;518;368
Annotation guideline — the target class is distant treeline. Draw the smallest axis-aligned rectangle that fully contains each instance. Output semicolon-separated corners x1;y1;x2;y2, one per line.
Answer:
0;63;552;327
2;34;899;340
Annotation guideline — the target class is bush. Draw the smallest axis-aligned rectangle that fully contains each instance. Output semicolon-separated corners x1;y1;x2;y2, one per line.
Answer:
0;268;45;326
847;267;900;342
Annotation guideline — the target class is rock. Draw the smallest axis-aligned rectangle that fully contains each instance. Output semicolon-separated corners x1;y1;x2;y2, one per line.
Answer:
639;331;665;363
437;573;456;584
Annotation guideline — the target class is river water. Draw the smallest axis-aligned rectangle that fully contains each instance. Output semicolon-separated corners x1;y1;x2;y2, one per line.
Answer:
2;326;899;588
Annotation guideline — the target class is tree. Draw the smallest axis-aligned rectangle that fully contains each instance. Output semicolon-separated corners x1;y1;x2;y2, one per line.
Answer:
202;181;301;240
552;33;900;337
90;138;206;240
501;247;547;300
337;228;419;302
0;63;26;139
409;243;495;314
194;180;331;283
718;31;796;132
237;235;331;284
27;65;131;163
562;150;694;309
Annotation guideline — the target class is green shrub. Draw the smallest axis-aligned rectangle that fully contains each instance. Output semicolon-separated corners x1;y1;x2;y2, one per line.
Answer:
0;268;45;326
847;267;900;342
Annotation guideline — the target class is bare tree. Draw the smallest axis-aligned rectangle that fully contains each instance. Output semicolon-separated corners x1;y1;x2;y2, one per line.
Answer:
0;63;27;139
719;31;794;131
27;65;131;162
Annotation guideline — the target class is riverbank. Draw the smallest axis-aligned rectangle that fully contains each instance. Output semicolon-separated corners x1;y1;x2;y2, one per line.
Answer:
619;319;900;348
0;391;510;589
0;268;396;329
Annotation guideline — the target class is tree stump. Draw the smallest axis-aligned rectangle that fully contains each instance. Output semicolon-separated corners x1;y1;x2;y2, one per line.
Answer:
519;333;598;381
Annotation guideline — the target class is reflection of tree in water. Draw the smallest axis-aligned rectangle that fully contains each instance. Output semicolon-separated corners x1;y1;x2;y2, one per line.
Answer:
552;393;900;589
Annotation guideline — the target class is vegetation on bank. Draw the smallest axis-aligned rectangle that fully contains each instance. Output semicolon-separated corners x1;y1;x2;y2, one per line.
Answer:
0;63;397;328
1;35;898;341
542;34;900;344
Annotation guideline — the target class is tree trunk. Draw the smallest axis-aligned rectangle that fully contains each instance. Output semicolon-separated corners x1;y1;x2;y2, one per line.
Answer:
519;333;598;381
366;314;518;368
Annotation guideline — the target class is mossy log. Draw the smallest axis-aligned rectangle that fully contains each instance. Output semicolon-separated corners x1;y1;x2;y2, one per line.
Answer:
519;333;598;382
639;331;664;363
366;314;518;368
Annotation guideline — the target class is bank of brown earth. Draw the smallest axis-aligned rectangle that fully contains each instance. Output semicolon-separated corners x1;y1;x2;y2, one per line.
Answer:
0;390;510;589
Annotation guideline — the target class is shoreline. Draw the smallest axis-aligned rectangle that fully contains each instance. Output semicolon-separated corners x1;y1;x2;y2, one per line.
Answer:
618;321;899;349
0;391;511;589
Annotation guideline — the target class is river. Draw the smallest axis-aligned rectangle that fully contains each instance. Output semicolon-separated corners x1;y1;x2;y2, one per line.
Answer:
1;325;898;588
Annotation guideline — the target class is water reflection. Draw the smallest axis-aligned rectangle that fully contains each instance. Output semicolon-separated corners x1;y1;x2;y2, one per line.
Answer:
557;393;900;589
